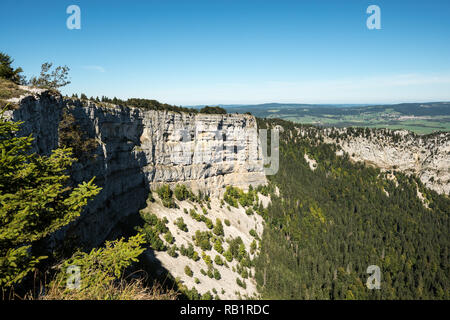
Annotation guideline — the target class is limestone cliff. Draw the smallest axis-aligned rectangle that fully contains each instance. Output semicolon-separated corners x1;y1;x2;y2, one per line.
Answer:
5;90;267;247
316;127;449;195
280;124;449;195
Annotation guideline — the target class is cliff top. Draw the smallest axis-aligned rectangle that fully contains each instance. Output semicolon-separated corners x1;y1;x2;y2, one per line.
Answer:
1;81;256;120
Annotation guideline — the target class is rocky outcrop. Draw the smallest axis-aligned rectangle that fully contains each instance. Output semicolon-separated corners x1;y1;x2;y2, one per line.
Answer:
321;128;450;195
5;91;267;247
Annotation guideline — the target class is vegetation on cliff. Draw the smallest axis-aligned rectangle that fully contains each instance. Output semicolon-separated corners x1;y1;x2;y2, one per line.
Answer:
0;110;100;293
58;109;98;162
29;62;71;90
79;95;228;116
199;106;227;114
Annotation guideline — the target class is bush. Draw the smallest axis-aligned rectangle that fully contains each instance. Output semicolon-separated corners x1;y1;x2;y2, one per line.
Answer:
164;231;174;244
58;109;98;163
202;253;213;267
201;291;213;300
240;267;248;279
214;255;224;266
192;251;200;262
163;197;176;208
224;250;233;262
238;243;247;261
189;209;202;221
214;269;221;280
174;184;190;201
214;239;224;254
179;244;187;256
224;219;231;226
156;185;176;208
184;265;193;277
137;224;166;251
224;186;256;209
236;277;246;289
167;245;178;257
204;217;214;230
250;240;257;254
137;212;169;251
213;218;224;236
175;217;188;232
194;230;212;251
49;234;146;299
224;186;239;208
228;237;244;259
180;286;200;300
140;212;168;232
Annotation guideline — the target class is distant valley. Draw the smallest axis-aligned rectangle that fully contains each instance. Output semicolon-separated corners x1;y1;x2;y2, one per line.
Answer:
211;102;450;135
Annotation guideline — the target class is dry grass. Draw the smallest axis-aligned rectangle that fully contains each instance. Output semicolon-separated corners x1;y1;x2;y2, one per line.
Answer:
0;78;26;100
0;78;27;109
40;275;179;300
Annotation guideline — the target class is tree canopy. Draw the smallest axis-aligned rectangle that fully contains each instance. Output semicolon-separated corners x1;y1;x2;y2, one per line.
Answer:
30;62;71;89
199;106;227;114
0;52;24;84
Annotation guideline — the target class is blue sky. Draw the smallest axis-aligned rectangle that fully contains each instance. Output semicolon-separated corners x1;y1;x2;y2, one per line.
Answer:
1;0;450;105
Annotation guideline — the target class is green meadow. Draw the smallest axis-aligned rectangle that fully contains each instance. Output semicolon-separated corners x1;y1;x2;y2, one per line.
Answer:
227;102;450;135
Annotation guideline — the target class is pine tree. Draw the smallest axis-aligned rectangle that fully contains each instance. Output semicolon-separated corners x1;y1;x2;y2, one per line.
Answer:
213;218;224;236
29;62;70;90
0;111;101;290
0;52;24;84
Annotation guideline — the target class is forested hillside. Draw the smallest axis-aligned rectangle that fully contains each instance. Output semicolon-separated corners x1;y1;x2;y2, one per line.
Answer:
255;119;449;299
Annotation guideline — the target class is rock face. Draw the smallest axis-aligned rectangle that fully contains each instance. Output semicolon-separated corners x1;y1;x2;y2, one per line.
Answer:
321;128;450;195
5;91;267;247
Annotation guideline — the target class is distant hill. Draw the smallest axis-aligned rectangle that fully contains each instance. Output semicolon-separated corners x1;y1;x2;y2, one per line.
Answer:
224;103;374;109
216;101;450;134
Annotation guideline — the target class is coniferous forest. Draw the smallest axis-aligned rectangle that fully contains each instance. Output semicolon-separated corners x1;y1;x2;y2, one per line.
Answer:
254;119;449;300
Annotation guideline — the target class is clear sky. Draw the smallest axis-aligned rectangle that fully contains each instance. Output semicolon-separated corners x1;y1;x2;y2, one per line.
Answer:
1;0;450;105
